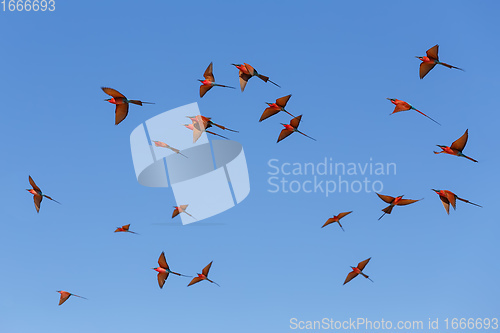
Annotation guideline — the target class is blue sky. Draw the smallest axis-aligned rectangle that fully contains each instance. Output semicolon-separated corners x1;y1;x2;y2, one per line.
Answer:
0;1;499;332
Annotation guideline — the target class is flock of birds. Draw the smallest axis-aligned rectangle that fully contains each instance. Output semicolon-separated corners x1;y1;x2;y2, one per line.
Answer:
25;44;481;304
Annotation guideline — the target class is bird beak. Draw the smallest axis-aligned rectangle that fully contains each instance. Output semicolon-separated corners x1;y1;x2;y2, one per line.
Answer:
197;79;203;82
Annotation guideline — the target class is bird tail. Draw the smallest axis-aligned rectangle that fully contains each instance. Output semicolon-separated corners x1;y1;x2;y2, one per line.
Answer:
439;62;464;71
413;109;441;125
211;122;239;132
456;197;482;207
463;154;478;163
379;205;393;220
206;130;229;140
361;273;373;282
214;84;236;89
298;130;317;141
339;222;345;232
129;100;155;106
257;74;269;82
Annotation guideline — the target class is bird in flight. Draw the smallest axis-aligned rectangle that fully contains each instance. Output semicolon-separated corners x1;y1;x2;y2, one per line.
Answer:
152;141;188;158
322;211;353;231
152;252;191;289
101;87;154;125
260;94;297;122
277;115;316;143
434;129;478;162
114;224;138;234
386;98;440;125
231;63;280;91
187;115;239;133
431;189;482;214
416;44;463;79
57;291;87;306
183;123;229;143
187;261;220;287
172;204;195;219
26;176;60;213
376;193;421;220
199;62;235;98
344;258;373;285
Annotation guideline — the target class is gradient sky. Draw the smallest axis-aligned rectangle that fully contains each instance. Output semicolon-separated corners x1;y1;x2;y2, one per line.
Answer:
1;1;499;332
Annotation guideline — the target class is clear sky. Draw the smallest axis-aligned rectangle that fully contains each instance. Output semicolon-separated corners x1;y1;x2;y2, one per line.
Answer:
0;1;499;332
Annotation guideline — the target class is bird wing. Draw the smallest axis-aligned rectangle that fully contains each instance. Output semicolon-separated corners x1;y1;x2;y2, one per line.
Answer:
439;195;451;214
290;115;302;129
114;103;129;125
202;261;213;277
122;224;130;231
259;107;280;122
158;272;169;289
187;277;203;287
277;129;293;143
101;87;125;98
376;193;395;204
426;44;439;60
357;258;371;271
444;191;457;210
243;63;256;76
59;293;71;305
203;62;215;82
321;218;335;228
192;127;203;143
34;195;42;213
200;85;212;98
343;271;358;285
450;129;468;151
29;176;41;192
419;63;436;79
337;211;353;220
276;94;292;108
172;208;180;218
158;252;169;269
239;72;251;92
179;204;189;211
393;102;411;113
396;198;420;206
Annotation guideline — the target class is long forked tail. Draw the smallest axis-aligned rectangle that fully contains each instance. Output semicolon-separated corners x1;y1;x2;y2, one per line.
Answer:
439;62;464;71
211;122;239;132
206;130;229;140
361;273;373;282
379;205;394;220
284;110;297;118
456;197;482;207
298;130;316;141
413;108;441;125
129;100;155;106
256;73;269;82
214;84;236;89
462;154;478;163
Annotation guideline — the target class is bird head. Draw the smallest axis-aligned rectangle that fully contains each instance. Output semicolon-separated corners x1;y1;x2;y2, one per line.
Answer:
415;56;424;60
386;98;396;102
231;63;243;70
436;145;446;148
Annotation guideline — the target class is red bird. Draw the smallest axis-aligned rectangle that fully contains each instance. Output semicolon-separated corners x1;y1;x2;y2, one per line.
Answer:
172;204;195;219
322;211;352;231
114;224;138;234
56;291;87;306
101;87;154;125
199;62;235;98
26;176;60;213
416;44;463;79
231;63;280;91
152;252;191;289
434;129;478;163
187;261;220;287
386;98;440;125
432;189;482;214
277;115;316;143
376;193;421;220
344;258;373;285
260;94;297;122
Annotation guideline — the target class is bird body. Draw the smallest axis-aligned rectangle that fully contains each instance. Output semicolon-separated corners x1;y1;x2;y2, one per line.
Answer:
152;252;191;289
416;44;463;79
187;261;220;287
199;62;235;97
232;63;280;91
343;258;373;285
26;176;60;213
434;129;477;162
260;94;296;121
322;211;352;231
432;189;482;214
101;87;154;125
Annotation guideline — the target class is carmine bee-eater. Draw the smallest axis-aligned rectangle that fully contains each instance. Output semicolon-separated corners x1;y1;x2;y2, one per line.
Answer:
277;115;316;143
183;123;229;143
376;193;421;220
101;87;154;125
199;62;235;98
231;63;280;92
152;141;188;158
172;204;195;219
187;115;239;133
434;129;478;162
152;252;191;289
57;291;87;306
114;224;138;234
187;261;220;287
344;258;373;285
26;176;60;213
416;44;464;79
386;98;441;125
431;189;482;215
322;211;352;231
260;94;297;122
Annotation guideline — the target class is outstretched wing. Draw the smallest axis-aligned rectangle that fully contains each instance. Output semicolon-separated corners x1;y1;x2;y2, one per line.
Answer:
420;63;436;79
200;85;212;98
439;195;451;214
239;72;251;92
202;261;213;277
172;208;180;218
426;44;439;60
276;94;292;108
34;195;42;213
277;129;293;143
157;272;169;289
443;191;457;210
393;102;411;113
357;258;371;271
337;211;353;220
396;198;420;206
259;107;280;122
122;224;130;231
101;87;125;98
290;115;302;129
158;252;169;270
343;272;358;285
58;293;71;306
450;129;468;151
203;62;215;82
115;104;129;125
187;277;203;287
321;218;335;228
29;176;41;192
376;193;395;204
